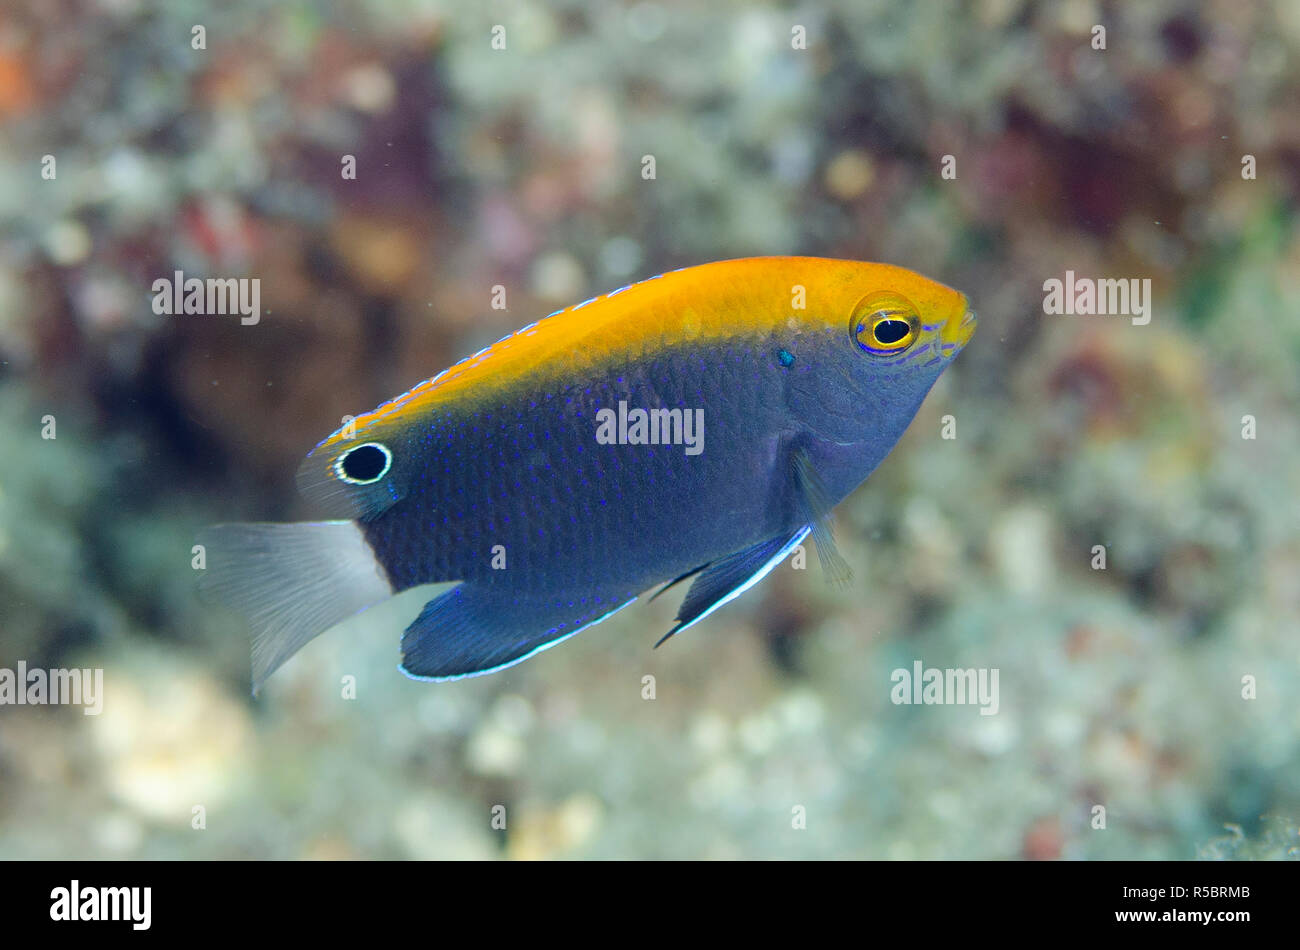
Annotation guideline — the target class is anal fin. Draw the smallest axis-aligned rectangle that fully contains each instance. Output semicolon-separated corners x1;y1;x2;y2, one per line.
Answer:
656;526;811;647
400;584;636;681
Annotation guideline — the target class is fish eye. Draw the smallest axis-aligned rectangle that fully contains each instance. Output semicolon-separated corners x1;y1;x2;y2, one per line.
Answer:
851;292;921;356
336;442;392;484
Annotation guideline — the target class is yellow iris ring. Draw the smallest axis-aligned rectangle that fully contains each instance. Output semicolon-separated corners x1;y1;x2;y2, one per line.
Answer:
851;292;920;354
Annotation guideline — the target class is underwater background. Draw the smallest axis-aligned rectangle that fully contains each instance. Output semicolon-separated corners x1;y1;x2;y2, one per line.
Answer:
1;0;1298;859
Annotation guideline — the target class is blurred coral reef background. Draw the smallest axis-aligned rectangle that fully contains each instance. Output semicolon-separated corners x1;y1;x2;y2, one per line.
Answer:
0;0;1298;859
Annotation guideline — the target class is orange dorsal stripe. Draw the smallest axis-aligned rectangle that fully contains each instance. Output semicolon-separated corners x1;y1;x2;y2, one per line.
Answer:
319;257;950;449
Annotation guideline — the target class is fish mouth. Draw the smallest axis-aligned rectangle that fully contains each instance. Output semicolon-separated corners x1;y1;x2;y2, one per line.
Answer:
940;304;977;351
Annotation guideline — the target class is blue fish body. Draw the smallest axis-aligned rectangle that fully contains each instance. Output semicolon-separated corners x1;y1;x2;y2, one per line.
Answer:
199;257;975;689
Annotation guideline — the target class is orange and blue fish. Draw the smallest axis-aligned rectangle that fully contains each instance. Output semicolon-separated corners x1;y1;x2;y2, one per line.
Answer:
200;256;976;691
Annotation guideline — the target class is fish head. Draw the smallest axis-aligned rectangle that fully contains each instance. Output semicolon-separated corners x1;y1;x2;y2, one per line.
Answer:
787;262;975;445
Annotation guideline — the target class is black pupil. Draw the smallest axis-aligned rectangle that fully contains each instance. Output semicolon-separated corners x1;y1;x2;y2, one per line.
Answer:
874;319;910;345
342;444;388;481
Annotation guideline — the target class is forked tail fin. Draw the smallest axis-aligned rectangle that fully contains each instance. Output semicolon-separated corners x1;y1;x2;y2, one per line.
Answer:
197;521;393;693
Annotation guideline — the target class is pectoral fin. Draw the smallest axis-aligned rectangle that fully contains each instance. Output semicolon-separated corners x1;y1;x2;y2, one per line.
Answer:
655;526;811;647
791;447;853;588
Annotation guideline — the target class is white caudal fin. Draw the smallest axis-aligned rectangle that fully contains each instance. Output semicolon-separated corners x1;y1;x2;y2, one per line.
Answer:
197;521;394;693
